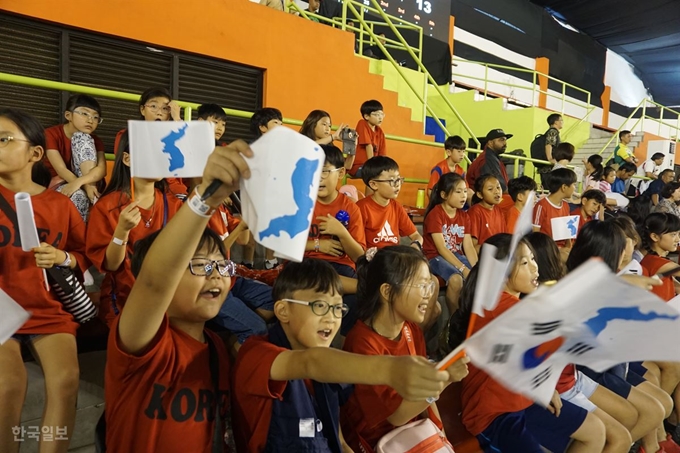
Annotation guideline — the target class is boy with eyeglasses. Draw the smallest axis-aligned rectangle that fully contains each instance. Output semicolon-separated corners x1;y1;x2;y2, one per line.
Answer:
345;99;387;178
233;258;454;453
44;94;107;218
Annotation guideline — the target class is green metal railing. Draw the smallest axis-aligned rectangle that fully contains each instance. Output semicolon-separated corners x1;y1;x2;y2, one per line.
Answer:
597;98;680;160
451;58;595;140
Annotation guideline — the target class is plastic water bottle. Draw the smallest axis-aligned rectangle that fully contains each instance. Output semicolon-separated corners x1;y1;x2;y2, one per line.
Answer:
416;188;426;209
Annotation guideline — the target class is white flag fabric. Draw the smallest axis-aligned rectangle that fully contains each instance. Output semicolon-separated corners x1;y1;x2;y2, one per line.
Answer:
15;192;49;291
128;121;215;178
463;259;680;406
472;192;535;316
241;127;324;262
0;289;30;345
550;215;580;241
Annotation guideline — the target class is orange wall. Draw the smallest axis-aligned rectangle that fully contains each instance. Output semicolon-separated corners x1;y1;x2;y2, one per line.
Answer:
2;0;442;205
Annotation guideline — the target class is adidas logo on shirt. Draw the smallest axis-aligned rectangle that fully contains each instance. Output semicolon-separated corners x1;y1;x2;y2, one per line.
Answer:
374;221;399;244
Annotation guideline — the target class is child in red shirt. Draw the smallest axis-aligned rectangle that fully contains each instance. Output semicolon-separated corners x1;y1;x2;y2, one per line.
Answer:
571;189;606;233
86;147;182;326
423;173;478;313
467;174;508;251
340;246;470;453
0;109;88;451
640;212;680;301
506;176;537;232
232;258;457;453
345;100;386;177
533;168;577;250
447;233;603;453
427;135;467;199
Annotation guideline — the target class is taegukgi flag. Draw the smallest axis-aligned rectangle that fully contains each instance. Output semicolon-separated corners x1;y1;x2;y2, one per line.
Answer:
463;259;680;406
128;121;215;179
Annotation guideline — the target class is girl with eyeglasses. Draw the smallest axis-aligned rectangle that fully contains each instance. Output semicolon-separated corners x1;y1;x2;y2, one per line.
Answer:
85;133;183;326
0;109;88;452
44;94;107;219
340;245;470;453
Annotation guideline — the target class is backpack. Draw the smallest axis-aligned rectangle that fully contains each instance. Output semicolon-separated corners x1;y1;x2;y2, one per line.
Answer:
530;133;550;169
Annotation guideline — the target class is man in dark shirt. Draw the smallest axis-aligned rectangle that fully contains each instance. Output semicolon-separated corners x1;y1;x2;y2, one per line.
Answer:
645;168;676;205
466;129;513;192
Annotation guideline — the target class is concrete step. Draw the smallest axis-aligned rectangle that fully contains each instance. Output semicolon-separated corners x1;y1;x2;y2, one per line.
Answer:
18;351;105;453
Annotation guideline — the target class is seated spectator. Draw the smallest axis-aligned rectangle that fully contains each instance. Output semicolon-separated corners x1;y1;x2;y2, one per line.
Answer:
427;135;466;199
299;109;348;146
345;100;386;178
533;168;577;251
611;162;637;195
645;169;676;206
259;0;284;11
583;154;604;191
197;103;228;143
652;181;680;217
466;129;511;193
571;189;606;231
305;0;320;21
506;176;537;232
599;166;616;195
467;174;508;251
636;152;665;193
551;142;575;171
364;33;387;60
44;94;107;220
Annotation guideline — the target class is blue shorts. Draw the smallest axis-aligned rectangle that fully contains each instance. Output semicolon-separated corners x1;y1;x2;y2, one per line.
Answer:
429;254;471;282
477;401;587;453
578;365;631;399
10;334;40;346
627;362;648;386
213;277;274;344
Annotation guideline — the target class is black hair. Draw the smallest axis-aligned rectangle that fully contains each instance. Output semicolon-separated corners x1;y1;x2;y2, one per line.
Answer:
552;142;575;162
472;174;500;205
425;172;466;218
566;221;626;273
448;233;532;349
300;110;331;140
601;166;616;181
0;108;46;150
508;176;537;202
545;168;576;194
525;232;564;283
32;162;51;188
651;153;665;161
659;169;676;180
130;228;227;278
444;135;466;150
360;99;384;117
619;130;631;141
547;113;562;126
65;94;102;117
272;259;343;301
355;246;429;324
608;215;641;247
139;87;172;108
197;103;228;122
321;144;345;170
361;155;399;186
640;212;680;255
100;132;168;203
581;189;607;205
661;181;680;199
618;162;637;174
587;154;604;181
250;107;283;137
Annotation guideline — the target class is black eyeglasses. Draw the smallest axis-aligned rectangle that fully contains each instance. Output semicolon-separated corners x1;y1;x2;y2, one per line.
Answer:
282;299;349;318
188;259;236;277
372;177;405;188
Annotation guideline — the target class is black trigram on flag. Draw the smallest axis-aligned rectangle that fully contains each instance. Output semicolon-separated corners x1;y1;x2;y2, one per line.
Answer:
566;342;595;356
531;321;562;335
531;367;552;389
489;344;513;364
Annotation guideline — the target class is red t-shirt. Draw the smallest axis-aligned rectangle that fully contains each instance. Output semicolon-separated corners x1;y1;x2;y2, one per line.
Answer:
461;292;533;435
357;197;417;249
0;185;87;336
533;197;571;241
467;204;507;245
422;205;468;260
305;193;366;269
505;206;521;232
427;159;465;191
86;190;182;325
350;120;386;175
207;204;241;242
556;364;577;394
104;316;230;453
341;320;437;451
570;206;592;233
641;254;675;301
232;334;297;453
44;124;105;178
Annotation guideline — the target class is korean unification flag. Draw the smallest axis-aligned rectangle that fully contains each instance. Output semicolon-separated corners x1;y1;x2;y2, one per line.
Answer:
463;259;680;406
472;191;535;316
128;121;215;178
241;126;324;262
551;215;580;241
